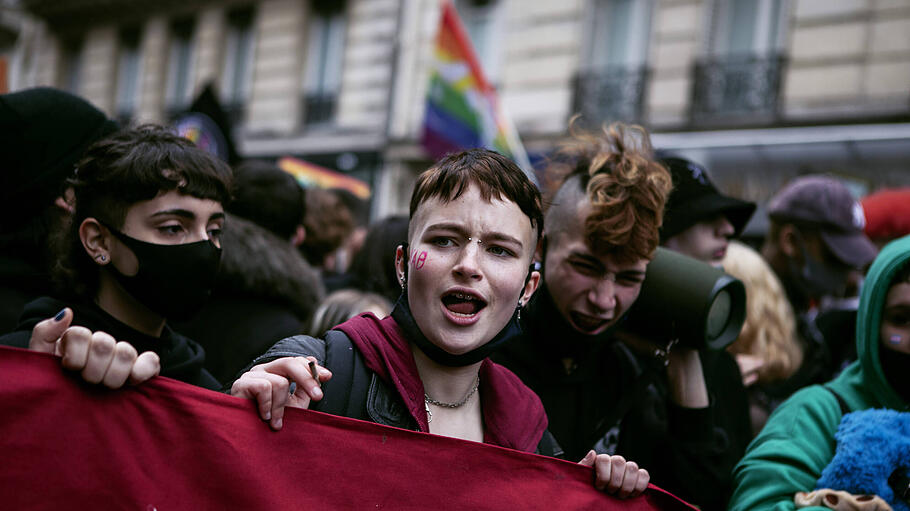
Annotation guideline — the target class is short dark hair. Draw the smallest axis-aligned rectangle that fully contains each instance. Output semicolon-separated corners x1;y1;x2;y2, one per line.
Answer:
229;160;305;240
347;215;410;303
409;149;543;241
54;124;234;298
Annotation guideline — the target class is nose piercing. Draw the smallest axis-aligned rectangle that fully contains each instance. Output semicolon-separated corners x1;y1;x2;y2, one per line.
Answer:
890;334;903;345
466;237;482;244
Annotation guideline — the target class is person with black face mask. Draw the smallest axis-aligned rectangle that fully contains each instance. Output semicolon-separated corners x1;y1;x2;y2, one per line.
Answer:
759;175;878;406
0;125;233;390
730;234;910;511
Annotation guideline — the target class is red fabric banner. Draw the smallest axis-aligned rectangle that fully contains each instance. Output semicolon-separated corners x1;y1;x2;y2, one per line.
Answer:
0;346;695;510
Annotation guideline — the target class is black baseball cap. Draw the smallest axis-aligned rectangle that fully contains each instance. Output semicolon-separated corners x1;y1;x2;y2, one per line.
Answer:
659;156;756;242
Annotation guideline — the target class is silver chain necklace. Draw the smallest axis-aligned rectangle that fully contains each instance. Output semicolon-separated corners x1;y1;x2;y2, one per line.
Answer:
424;374;480;423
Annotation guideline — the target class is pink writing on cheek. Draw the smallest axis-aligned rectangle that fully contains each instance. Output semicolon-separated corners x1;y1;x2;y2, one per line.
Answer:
416;251;427;269
409;249;427;269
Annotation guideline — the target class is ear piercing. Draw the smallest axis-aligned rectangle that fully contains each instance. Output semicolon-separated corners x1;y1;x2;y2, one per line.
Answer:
889;334;903;345
97;255;106;262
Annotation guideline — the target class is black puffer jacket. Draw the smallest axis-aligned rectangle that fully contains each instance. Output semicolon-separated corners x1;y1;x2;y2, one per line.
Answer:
0;247;53;336
174;214;324;383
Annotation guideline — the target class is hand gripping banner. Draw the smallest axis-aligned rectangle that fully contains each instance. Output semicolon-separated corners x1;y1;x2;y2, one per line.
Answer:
0;346;694;510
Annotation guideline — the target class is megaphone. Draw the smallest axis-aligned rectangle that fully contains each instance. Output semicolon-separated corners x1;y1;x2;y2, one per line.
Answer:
621;247;746;351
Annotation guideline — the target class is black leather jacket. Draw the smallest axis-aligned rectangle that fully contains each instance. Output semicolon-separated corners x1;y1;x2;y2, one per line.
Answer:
241;331;563;457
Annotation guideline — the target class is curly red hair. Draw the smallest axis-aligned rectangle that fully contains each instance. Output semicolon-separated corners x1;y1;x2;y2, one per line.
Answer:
546;120;672;264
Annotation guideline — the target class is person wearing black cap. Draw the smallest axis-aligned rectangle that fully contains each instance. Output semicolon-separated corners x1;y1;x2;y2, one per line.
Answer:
0;87;119;334
659;156;756;267
651;156;756;497
759;175;879;400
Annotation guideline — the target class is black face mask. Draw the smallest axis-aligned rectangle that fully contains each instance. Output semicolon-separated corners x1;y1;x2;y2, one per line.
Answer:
391;292;523;367
104;227;222;322
395;242;530;367
789;235;849;299
880;346;910;404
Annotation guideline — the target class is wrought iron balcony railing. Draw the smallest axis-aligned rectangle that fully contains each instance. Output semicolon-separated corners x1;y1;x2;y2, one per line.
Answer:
691;54;785;125
572;66;649;126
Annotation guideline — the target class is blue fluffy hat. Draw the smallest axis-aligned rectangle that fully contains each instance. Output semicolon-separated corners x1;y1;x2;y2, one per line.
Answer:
816;409;910;511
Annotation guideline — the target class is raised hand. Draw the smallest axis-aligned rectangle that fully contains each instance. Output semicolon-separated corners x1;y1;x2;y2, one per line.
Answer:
28;308;160;388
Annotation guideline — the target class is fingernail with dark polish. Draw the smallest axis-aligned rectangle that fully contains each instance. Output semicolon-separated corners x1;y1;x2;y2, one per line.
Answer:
54;309;66;321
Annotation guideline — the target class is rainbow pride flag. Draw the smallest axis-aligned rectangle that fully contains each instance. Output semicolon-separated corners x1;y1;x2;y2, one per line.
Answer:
421;2;533;182
278;156;371;200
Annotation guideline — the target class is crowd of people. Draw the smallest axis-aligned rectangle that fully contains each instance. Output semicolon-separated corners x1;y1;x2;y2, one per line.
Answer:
2;86;909;510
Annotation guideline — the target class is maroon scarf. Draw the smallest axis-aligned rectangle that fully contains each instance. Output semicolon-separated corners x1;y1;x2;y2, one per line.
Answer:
336;313;548;453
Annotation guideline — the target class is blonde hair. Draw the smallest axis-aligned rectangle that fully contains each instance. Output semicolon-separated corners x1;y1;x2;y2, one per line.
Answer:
722;241;803;383
307;289;393;337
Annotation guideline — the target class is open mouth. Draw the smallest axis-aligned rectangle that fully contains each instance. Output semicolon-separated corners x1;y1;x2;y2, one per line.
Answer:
441;291;488;317
570;312;610;333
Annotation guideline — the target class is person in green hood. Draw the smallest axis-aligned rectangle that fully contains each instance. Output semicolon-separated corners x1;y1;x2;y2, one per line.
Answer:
729;234;910;510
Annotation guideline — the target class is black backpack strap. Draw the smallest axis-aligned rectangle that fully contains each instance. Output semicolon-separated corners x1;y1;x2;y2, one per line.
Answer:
536;430;565;459
584;344;660;451
312;329;370;420
823;385;851;416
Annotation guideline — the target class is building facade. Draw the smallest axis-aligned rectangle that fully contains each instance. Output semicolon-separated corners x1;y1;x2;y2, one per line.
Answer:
5;0;910;218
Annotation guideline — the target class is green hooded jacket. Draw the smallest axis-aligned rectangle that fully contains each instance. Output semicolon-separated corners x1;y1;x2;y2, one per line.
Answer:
728;234;910;511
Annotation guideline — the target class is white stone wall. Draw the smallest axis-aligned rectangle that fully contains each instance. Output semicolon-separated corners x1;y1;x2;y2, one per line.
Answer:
386;0;437;141
337;0;398;130
866;5;910;98
785;0;910;118
193;7;226;95
648;0;704;127
136;17;169;124
498;0;582;136
246;0;307;134
31;22;58;87
79;27;118;114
